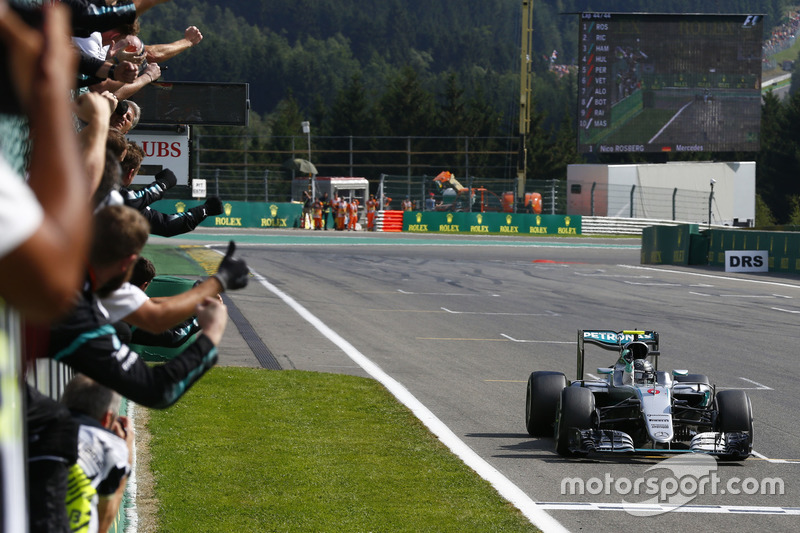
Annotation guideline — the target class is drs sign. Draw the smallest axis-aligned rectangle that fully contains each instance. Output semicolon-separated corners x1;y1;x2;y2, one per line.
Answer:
127;128;190;186
725;250;768;273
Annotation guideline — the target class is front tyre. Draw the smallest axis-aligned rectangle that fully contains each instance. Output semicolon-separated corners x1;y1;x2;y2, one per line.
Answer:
555;386;595;457
716;389;753;461
525;371;567;437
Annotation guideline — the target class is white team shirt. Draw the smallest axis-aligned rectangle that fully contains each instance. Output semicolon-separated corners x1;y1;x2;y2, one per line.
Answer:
98;282;149;323
0;156;44;258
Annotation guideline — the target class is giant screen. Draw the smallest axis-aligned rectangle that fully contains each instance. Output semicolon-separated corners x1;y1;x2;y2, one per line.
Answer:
577;13;764;154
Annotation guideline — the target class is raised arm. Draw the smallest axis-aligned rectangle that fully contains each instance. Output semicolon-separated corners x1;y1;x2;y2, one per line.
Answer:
0;2;91;320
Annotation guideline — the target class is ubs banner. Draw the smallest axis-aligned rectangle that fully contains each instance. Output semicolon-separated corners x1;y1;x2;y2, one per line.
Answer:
148;200;303;228
403;212;582;236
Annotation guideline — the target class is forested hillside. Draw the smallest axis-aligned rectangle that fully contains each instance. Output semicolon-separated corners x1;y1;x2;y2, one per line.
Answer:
140;0;792;118
138;1;800;223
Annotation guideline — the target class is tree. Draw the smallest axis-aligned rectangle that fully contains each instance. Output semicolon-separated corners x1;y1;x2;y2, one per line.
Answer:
324;74;375;137
376;66;436;137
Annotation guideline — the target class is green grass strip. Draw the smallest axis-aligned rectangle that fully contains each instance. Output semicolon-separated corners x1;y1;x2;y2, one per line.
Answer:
148;368;540;532
141;244;207;276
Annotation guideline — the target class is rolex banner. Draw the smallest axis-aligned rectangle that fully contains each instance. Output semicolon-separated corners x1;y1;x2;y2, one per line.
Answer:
404;212;581;236
148;200;304;228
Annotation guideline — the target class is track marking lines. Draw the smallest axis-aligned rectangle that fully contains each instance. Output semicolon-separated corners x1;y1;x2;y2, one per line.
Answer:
575;271;653;279
535;501;800;515
751;451;800;464
441;307;560;317
720;294;779;298
737;377;773;390
772;307;800;314
623;281;681;286
500;334;573;343
620;264;800;290
397;289;478;296
716;377;773;391
248;268;569;532
416;337;509;342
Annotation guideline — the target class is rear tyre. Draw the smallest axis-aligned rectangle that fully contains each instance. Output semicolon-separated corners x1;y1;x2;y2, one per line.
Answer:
554;386;595;457
674;374;710;384
525;371;567;437
716;389;753;461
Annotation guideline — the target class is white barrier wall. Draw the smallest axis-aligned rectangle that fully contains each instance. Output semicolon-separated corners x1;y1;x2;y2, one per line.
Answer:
567;162;755;226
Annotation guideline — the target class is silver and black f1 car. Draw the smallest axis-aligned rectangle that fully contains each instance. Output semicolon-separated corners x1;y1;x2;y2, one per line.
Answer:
525;330;753;460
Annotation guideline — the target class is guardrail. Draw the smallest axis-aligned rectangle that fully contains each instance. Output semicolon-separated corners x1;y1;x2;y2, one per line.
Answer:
582;217;730;236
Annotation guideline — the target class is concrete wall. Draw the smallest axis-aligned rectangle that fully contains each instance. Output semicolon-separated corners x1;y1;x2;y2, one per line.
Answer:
567;162;755;225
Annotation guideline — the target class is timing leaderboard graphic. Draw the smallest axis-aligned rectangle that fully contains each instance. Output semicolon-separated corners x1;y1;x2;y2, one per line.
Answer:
578;13;764;154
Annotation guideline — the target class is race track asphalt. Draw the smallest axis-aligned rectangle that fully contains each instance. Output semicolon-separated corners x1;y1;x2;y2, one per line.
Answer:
150;228;800;533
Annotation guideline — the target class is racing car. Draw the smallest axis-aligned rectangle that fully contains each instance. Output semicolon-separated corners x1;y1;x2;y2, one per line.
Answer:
524;329;753;460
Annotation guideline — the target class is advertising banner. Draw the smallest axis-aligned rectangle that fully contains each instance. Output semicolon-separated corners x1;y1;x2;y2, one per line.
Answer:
148;200;303;228
403;212;581;236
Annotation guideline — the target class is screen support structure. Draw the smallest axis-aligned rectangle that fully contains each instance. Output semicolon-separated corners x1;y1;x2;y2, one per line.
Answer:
517;0;533;201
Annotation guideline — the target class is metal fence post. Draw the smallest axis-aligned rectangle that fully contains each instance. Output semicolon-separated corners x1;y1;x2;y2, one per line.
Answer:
464;137;469;181
215;168;220;196
407;137;411;200
194;132;200;182
672;188;677;220
379;173;386;211
630;185;636;218
243;135;248;201
264;170;269;203
591;182;596;216
550;180;556;215
467;174;473;212
349;135;353;177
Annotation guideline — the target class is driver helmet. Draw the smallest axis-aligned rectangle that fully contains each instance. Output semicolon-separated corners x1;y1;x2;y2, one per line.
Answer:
625;341;649;360
633;359;655;385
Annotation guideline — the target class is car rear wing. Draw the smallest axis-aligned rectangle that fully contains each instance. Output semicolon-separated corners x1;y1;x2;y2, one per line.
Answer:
576;329;660;381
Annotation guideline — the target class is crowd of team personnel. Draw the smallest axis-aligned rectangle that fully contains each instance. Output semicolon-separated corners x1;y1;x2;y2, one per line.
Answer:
301;191;384;231
0;1;252;532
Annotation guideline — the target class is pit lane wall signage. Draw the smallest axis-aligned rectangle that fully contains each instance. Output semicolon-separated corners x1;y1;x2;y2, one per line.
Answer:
642;225;800;274
641;225;696;266
148;200;303;228
707;229;800;274
403;212;582;236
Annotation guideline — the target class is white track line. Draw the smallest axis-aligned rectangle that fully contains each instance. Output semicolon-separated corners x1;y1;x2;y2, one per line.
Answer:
250;269;570;533
534;501;800;515
619;265;800;290
126;402;139;532
442;307;560;317
501;334;573;344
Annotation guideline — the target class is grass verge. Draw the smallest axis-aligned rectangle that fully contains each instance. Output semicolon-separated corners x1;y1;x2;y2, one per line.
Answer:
141;244;207;276
147;368;540;532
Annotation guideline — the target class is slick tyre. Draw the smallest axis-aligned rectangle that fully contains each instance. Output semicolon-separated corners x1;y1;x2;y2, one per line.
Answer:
525;371;567;437
716;389;753;461
555;386;595;457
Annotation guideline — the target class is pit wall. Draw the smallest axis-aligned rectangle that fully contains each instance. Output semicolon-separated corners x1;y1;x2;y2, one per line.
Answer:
150;200;305;228
149;199;582;235
641;224;800;274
